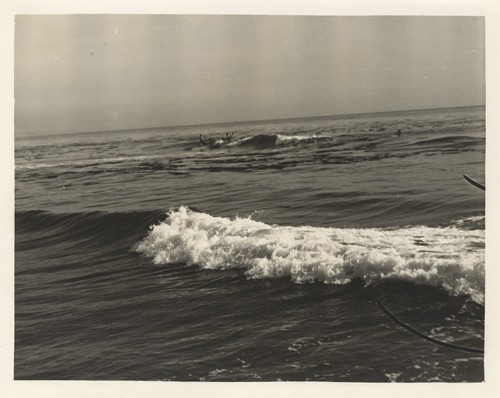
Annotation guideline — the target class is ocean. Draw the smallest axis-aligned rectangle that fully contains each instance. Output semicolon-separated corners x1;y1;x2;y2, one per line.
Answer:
15;106;485;382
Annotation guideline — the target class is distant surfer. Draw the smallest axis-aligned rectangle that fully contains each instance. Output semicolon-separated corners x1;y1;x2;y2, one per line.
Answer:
200;134;209;146
397;129;402;137
200;134;217;148
200;133;233;148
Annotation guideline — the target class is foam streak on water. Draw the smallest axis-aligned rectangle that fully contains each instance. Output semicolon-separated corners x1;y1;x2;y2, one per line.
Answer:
136;206;485;304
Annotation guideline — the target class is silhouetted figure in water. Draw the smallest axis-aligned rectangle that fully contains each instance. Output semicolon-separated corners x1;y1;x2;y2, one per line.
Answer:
200;133;234;148
199;134;207;147
199;134;219;148
200;134;210;147
397;129;402;137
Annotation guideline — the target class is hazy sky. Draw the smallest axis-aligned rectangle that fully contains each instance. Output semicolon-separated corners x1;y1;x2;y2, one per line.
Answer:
15;15;485;136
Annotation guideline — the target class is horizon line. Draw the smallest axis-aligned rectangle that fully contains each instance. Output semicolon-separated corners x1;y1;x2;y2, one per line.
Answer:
16;104;485;139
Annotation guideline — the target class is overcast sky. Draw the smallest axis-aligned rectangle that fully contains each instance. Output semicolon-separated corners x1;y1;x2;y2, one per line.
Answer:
14;15;485;136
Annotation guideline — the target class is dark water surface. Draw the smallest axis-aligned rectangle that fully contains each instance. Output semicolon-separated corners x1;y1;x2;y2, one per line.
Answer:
15;106;485;381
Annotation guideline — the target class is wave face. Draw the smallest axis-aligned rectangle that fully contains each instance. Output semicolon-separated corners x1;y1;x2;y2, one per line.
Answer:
16;209;164;242
136;206;485;304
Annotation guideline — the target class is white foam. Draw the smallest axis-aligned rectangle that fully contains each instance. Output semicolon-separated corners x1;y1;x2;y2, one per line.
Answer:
275;134;322;145
15;154;168;170
135;206;485;304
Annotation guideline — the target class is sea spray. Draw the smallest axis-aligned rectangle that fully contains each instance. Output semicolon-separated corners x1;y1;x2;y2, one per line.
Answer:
136;206;485;304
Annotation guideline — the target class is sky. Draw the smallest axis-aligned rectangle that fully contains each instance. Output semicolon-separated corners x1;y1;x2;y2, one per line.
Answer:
14;15;485;136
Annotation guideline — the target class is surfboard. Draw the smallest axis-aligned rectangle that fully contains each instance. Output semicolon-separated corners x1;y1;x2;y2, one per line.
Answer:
463;174;485;191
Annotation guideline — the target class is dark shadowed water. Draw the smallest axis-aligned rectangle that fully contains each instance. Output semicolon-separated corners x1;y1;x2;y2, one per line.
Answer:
15;106;485;381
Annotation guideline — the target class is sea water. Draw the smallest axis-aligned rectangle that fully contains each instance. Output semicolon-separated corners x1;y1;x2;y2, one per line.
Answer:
15;106;485;381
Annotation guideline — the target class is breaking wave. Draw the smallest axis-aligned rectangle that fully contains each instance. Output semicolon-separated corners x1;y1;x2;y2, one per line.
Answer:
201;133;327;149
136;206;485;304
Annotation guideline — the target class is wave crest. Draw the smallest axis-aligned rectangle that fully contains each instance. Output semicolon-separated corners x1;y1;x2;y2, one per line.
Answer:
136;206;485;303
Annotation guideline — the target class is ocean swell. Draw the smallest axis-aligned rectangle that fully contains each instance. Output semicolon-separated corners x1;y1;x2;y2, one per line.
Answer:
136;206;485;303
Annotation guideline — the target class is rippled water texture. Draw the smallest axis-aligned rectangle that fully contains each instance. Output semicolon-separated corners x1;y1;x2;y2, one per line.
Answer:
15;106;485;381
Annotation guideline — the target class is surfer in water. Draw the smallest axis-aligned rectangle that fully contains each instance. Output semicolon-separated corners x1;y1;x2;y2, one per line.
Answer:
397;129;402;137
200;132;234;148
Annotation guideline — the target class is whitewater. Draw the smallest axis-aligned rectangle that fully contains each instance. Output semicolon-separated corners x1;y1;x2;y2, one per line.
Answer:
137;206;484;304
